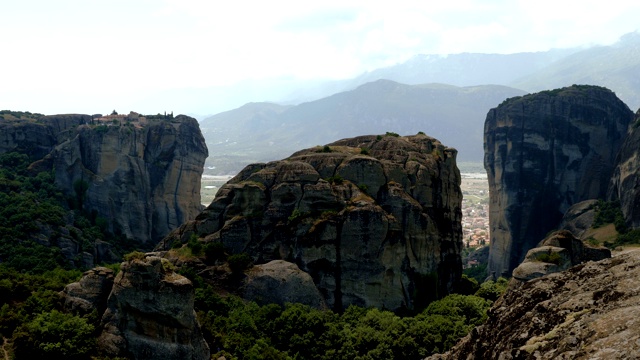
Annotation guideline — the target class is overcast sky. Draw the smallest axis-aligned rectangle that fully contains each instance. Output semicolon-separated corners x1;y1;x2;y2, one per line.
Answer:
2;0;639;115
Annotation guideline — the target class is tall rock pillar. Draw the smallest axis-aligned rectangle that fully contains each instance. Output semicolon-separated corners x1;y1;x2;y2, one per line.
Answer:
484;85;632;275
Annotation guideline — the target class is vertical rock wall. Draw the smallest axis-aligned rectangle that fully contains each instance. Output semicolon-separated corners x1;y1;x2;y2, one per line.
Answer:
51;115;208;244
484;85;632;275
609;109;640;227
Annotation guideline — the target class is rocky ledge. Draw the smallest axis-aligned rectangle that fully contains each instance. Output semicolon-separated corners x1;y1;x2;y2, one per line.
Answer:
428;251;640;360
159;133;463;312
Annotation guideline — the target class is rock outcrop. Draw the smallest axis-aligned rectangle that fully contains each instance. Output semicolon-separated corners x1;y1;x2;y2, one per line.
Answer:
97;255;210;360
242;260;327;309
1;113;208;246
160;133;463;312
512;230;610;281
558;200;599;239
609;109;640;228
62;266;115;316
484;85;633;275
428;250;640;360
47;115;208;243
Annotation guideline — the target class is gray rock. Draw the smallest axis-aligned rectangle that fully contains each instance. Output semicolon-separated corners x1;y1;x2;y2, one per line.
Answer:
427;250;640;360
62;267;114;316
609;109;640;228
243;260;327;309
484;85;633;275
97;255;210;360
162;133;463;312
559;200;599;239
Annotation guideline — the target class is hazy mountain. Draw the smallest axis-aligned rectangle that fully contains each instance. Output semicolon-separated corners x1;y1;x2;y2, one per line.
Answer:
200;80;526;174
511;32;640;110
279;49;577;106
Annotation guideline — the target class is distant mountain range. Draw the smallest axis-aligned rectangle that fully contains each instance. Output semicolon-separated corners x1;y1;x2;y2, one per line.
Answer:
200;81;526;174
200;31;640;175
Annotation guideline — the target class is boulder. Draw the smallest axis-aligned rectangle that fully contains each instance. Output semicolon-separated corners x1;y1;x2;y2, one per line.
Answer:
97;255;210;360
242;260;326;309
512;230;611;282
559;200;599;239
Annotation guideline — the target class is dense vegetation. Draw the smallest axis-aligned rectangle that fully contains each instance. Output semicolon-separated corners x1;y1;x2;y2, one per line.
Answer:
191;276;505;359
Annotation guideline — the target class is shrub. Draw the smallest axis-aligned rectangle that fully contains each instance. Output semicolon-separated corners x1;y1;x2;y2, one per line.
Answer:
385;132;400;137
358;184;368;193
475;277;508;301
360;147;369;155
204;242;226;261
228;253;253;273
188;235;203;256
123;251;146;262
535;252;562;265
326;175;344;185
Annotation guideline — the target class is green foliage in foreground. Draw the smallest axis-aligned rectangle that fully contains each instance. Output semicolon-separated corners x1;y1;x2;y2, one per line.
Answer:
196;284;493;360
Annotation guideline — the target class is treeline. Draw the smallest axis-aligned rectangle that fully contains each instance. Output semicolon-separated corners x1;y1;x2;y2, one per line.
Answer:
188;270;508;359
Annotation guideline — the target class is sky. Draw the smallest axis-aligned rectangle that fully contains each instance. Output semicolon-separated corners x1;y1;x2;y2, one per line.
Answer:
2;0;639;116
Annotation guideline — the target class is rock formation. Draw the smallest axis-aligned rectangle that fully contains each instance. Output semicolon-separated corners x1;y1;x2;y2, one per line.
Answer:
0;113;208;245
62;266;115;316
511;230;610;282
427;250;640;360
609;109;640;228
242;260;327;309
484;85;633;275
160;133;463;312
49;115;208;243
97;255;210;360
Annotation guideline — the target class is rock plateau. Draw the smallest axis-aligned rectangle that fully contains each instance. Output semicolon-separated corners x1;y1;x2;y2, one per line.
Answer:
0;113;208;245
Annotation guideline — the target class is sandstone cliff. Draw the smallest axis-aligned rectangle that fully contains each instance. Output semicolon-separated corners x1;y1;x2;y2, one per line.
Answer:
484;85;633;275
160;133;463;312
428;250;640;360
609;109;640;228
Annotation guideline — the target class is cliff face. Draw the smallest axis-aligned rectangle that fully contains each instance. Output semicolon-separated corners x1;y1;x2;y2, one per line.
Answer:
49;115;207;243
609;109;640;227
161;134;463;312
0;114;208;245
484;85;633;275
428;250;640;360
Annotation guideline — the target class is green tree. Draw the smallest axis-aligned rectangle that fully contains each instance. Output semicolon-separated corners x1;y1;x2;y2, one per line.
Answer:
12;310;95;360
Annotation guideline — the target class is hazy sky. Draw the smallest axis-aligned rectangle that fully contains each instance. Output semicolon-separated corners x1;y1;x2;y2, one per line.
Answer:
2;0;639;115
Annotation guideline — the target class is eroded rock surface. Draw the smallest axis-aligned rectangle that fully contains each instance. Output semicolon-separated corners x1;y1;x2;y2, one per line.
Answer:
427;250;640;360
0;114;208;245
610;109;640;228
62;266;115;316
484;85;633;275
161;134;463;311
97;255;210;360
243;260;327;309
